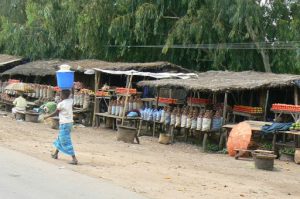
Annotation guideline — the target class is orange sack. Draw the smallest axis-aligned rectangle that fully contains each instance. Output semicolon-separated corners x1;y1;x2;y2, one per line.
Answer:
227;122;252;157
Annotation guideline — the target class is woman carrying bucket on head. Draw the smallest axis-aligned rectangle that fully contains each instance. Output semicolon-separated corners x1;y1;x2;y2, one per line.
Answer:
45;65;78;165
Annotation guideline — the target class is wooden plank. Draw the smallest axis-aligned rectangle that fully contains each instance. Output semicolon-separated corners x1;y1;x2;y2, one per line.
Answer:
95;112;141;120
232;111;262;118
278;131;300;136
295;86;299;105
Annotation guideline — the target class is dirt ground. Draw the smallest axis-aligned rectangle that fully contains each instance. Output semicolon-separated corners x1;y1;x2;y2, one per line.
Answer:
0;116;300;199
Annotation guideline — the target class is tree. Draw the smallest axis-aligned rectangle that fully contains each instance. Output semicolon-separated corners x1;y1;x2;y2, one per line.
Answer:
0;0;299;73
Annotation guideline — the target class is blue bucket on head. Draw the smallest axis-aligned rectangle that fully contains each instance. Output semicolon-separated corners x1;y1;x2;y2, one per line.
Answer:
56;70;74;90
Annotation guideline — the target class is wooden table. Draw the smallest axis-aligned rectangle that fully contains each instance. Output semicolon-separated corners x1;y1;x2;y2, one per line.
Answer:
95;112;142;132
0;100;37;111
271;109;300;122
221;120;273;149
0;100;13;112
73;107;92;126
232;111;263;123
273;130;300;155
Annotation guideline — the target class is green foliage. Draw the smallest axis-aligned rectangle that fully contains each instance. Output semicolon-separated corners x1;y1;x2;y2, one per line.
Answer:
0;0;299;73
280;148;295;156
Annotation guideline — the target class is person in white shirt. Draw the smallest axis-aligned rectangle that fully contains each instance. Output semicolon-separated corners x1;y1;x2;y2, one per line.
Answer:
12;93;27;117
45;90;78;165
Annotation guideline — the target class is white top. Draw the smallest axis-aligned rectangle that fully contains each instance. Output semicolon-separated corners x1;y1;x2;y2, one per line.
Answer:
57;98;73;124
13;96;27;111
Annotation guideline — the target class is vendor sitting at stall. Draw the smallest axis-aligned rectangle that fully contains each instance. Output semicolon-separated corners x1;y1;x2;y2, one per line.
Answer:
12;93;27;117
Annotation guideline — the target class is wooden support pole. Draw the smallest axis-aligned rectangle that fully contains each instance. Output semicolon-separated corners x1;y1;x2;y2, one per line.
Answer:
249;92;253;106
222;92;228;125
264;89;269;121
294;86;298;105
121;74;133;126
92;72;100;127
212;93;217;104
156;88;160;109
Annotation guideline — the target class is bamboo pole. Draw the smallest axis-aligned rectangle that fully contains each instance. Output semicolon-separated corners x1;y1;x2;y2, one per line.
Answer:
264;89;269;121
92;72;100;126
294;86;298;105
222;92;228;125
121;74;133;126
156;88;160;108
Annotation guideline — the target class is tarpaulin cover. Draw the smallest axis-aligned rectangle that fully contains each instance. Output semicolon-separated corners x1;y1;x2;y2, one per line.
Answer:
261;122;292;134
93;69;198;79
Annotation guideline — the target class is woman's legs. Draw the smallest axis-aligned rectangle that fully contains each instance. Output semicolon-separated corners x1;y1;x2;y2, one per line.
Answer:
51;149;59;159
71;155;78;165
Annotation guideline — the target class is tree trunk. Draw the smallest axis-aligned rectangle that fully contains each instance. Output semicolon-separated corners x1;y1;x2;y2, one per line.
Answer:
245;20;272;73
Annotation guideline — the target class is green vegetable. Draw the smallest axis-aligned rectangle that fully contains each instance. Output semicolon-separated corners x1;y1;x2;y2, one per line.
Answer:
280;148;295;156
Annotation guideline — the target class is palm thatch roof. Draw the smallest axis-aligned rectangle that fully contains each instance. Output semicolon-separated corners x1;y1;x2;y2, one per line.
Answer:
1;60;61;76
2;59;188;76
0;54;24;73
137;71;300;92
68;60;188;72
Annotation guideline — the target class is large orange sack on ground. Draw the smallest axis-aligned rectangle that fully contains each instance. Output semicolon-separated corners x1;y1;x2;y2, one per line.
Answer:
227;122;252;157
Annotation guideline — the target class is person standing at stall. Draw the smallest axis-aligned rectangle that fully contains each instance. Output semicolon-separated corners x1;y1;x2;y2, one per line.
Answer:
45;89;78;165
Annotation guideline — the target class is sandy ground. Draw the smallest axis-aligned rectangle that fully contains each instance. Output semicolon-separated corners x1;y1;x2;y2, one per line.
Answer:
0;116;300;199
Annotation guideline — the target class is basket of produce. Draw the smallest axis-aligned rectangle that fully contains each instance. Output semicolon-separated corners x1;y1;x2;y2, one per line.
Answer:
279;148;295;162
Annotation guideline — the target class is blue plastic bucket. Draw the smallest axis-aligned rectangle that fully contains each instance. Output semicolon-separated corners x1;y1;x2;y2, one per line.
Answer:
56;71;74;90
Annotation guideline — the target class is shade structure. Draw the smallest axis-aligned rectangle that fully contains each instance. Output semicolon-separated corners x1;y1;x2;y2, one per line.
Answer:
5;82;35;93
227;122;252;157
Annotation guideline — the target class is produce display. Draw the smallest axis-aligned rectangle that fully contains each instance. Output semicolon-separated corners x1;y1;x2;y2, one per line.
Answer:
141;105;223;131
108;96;143;117
80;89;94;95
158;97;177;104
233;105;263;114
116;87;137;94
8;79;20;84
272;103;300;112
289;122;300;131
187;97;210;105
96;90;110;97
73;87;94;109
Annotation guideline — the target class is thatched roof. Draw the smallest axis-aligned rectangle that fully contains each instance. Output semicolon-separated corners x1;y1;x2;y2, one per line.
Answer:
68;60;189;72
138;71;300;92
2;60;61;76
0;54;23;66
0;54;24;73
2;59;188;76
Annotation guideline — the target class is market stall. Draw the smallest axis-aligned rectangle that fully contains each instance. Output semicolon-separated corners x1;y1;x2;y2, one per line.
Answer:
92;68;197;138
138;71;300;151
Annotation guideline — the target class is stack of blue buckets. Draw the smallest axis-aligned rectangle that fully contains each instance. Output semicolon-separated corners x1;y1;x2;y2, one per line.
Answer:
56;64;74;90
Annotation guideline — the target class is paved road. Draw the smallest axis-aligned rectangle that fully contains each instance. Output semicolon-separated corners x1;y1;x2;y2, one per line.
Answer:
0;146;146;199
